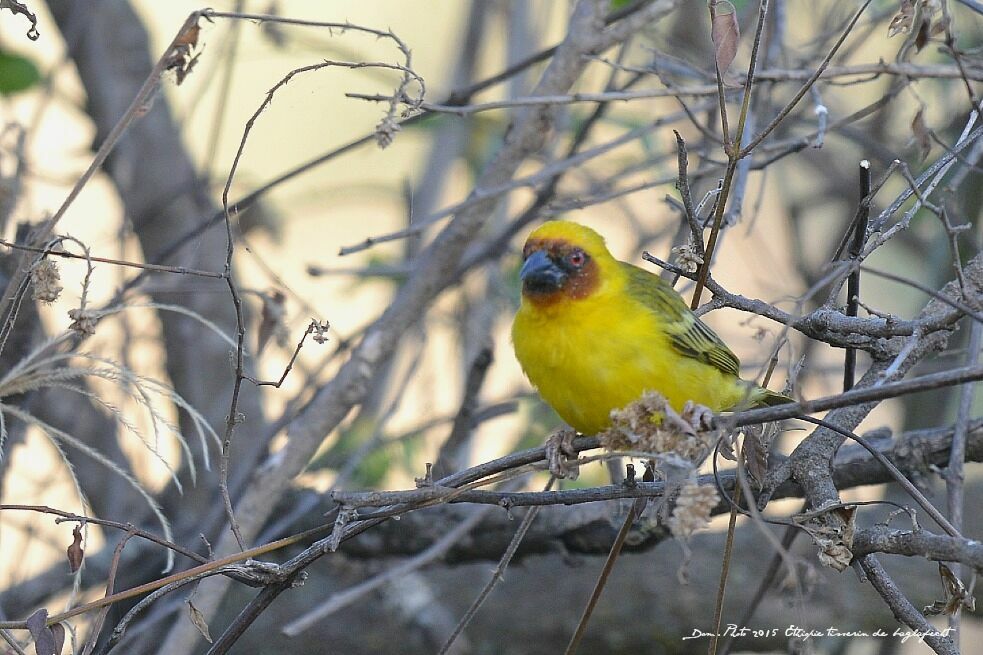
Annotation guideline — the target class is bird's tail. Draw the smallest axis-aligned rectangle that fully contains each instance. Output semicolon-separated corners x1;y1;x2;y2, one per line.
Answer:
754;387;794;407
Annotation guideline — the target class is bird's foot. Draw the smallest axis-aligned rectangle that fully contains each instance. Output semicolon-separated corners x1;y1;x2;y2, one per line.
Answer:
545;428;580;480
680;401;714;433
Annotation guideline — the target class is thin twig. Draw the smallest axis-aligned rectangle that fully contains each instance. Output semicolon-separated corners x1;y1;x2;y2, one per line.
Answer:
281;502;498;636
0;238;223;278
564;495;648;655
0;630;26;655
0;504;206;564
858;555;957;655
217;46;419;549
944;320;982;645
81;528;136;655
243;320;327;388
0;12;206;335
354;84;723;113
672;130;703;258
738;0;872;157
691;0;771;308
437;476;555;654
844;160;871;391
708;475;741;655
797;416;960;538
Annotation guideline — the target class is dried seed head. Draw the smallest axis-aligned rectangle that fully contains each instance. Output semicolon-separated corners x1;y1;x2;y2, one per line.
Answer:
311;319;330;344
375;115;399;149
668;481;720;539
68;307;96;337
670;243;704;273
599;392;716;465
794;505;856;572
31;259;63;304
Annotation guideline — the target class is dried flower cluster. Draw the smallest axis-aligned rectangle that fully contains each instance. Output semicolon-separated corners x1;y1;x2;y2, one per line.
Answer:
667;480;720;539
794;505;856;572
599;391;716;464
68;307;97;337
31;259;62;303
311;319;331;344
670;243;704;273
375;115;399;149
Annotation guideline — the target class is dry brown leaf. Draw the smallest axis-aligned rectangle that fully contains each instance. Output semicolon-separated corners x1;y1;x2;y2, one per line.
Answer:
911;108;932;160
711;1;740;76
25;608;47;641
795;505;856;572
257;289;287;355
930;15;950;36
914;16;931;51
49;624;65;655
888;0;916;37
174;21;201;49
66;524;83;573
742;427;769;486
188;600;213;644
25;608;61;655
166;19;203;86
924;563;976;616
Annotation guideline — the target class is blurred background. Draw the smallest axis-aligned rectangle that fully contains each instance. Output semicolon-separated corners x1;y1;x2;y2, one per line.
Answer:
0;1;979;653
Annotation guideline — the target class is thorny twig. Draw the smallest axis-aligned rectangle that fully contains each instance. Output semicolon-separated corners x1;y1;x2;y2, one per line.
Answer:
215;20;420;549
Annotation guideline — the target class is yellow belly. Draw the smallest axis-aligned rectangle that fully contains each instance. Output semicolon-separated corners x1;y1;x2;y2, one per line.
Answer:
512;295;747;434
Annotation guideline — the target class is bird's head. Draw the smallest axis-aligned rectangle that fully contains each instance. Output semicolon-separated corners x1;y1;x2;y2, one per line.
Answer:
519;221;614;306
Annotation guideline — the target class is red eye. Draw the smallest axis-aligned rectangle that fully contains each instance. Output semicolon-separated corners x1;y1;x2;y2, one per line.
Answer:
567;249;586;268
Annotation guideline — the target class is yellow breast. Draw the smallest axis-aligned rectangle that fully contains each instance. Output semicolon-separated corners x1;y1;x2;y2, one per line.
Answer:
511;290;747;434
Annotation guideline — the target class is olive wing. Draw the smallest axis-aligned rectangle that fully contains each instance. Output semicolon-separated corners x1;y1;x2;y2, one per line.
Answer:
621;263;741;378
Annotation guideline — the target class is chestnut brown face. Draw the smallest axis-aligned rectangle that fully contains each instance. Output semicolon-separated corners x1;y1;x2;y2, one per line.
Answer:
519;238;599;304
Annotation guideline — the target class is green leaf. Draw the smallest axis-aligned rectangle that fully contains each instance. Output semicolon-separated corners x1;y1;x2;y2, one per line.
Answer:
0;51;39;95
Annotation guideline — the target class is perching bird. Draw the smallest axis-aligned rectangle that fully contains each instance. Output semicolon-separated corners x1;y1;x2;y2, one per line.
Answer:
511;220;789;435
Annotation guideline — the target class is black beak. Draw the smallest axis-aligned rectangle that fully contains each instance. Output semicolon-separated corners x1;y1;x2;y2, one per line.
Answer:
520;249;567;294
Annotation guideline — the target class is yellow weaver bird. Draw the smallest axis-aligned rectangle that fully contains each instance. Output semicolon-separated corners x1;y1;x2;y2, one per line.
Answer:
511;220;790;435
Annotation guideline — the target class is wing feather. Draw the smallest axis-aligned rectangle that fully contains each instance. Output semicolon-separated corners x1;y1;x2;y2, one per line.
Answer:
621;263;741;378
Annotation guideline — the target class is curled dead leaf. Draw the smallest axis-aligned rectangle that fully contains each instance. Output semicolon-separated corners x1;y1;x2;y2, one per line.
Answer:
49;624;65;655
794;505;856;572
257;289;287;355
930;15;950;37
742;424;776;486
711;1;740;76
188;599;213;643
888;0;916;37
25;608;47;641
924;563;976;616
67;524;83;573
174;21;201;49
25;608;64;655
914;16;930;51
166;18;203;85
911;108;932;160
0;0;40;40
